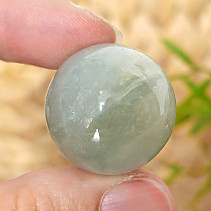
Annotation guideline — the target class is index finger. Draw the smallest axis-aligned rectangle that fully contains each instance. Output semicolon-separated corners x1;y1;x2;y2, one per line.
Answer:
0;0;119;69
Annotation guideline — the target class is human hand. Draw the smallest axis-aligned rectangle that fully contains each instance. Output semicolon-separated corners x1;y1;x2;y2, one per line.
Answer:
0;0;176;210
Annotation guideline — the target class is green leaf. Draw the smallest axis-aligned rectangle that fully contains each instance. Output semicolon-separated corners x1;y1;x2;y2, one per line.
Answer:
175;96;194;125
175;76;211;131
192;176;211;202
204;164;211;174
164;164;183;185
191;117;211;134
162;38;199;70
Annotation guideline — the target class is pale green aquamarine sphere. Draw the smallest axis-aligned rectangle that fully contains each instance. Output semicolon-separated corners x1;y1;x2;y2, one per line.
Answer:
46;44;176;175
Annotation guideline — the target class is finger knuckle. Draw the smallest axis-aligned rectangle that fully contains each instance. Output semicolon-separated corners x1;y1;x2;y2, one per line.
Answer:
0;185;55;211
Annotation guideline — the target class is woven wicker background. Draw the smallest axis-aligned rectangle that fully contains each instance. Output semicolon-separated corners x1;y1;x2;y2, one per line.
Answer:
0;0;211;210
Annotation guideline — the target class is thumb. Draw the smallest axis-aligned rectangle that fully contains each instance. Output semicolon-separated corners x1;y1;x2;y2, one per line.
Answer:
0;166;176;211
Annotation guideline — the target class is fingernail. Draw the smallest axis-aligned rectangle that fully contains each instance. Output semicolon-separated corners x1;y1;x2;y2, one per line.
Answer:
93;15;123;44
70;2;123;44
99;178;175;211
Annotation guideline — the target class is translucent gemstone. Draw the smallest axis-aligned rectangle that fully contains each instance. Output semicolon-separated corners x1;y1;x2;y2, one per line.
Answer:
45;44;176;175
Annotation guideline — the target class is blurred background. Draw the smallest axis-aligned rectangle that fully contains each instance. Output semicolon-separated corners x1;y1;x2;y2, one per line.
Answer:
0;0;211;210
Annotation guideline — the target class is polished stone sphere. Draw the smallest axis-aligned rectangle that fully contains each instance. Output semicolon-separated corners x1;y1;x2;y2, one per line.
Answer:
45;44;176;175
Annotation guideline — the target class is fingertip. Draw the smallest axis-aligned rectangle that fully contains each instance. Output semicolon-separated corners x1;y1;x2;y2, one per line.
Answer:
0;0;117;69
99;171;176;211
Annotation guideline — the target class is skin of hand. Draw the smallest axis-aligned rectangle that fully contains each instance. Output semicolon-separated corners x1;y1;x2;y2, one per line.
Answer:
0;0;177;210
